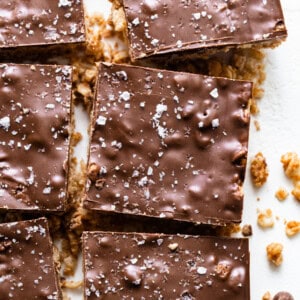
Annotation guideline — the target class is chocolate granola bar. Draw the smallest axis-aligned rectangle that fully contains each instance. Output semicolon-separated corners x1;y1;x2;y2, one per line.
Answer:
83;231;250;299
84;63;252;225
0;0;85;61
0;63;72;213
0;217;62;299
115;0;287;61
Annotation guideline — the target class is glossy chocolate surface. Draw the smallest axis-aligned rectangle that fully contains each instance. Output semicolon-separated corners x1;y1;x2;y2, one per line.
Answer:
0;64;71;212
83;232;250;299
0;218;62;299
85;63;252;225
0;0;85;49
120;0;287;60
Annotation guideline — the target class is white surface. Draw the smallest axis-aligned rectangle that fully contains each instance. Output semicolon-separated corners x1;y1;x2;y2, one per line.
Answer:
70;1;300;299
243;1;300;298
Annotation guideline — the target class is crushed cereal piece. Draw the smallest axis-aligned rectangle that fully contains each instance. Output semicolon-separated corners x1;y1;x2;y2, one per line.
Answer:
275;188;289;201
257;209;275;228
281;152;300;201
251;152;269;187
266;242;283;266
242;224;253;236
262;291;272;300
285;220;300;237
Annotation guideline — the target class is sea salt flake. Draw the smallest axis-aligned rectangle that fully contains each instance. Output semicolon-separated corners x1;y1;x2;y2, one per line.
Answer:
197;266;207;275
212;118;220;128
0;116;10;131
210;88;219;99
192;12;201;20
120;91;131;101
96;116;107;126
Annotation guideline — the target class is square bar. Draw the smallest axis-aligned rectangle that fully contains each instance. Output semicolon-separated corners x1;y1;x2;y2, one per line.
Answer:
85;63;252;225
0;218;62;299
83;231;250;299
0;0;85;51
0;63;72;212
116;0;287;60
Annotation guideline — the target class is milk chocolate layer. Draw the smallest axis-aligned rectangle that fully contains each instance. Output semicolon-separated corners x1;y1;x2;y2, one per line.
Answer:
0;218;62;299
0;64;71;212
85;63;252;225
120;0;287;60
83;232;250;299
0;0;85;50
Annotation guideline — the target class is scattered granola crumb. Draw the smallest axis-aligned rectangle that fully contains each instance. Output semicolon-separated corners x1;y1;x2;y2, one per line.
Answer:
242;224;253;236
61;280;83;289
285;220;300;237
275;188;289;201
273;291;294;300
254;120;261;131
262;291;271;300
257;209;275;228
251;152;269;187
266;242;283;266
281;152;300;201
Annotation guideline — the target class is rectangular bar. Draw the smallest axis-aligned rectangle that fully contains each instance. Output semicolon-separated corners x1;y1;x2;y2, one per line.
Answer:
0;0;85;60
0;218;62;299
83;231;250;299
84;63;252;225
116;0;287;60
0;63;72;212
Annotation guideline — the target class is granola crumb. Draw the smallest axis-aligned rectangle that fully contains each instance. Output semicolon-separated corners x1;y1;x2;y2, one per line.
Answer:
266;242;283;266
281;152;300;201
257;208;275;228
275;188;289;201
285;220;300;237
251;152;269;187
242;224;253;237
262;291;271;300
254;120;261;131
61;280;83;289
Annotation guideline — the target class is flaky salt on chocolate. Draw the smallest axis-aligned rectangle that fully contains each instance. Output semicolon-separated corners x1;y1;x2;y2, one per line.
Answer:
0;64;71;212
116;0;287;61
84;63;252;225
82;232;250;299
0;0;85;60
0;218;62;299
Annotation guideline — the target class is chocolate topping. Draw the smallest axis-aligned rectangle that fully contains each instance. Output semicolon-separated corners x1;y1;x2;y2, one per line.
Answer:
0;0;85;49
0;64;71;212
0;218;62;299
83;232;250;299
85;63;252;225
120;0;287;60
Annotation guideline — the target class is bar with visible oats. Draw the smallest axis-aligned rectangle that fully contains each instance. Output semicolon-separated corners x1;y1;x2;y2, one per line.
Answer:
0;63;71;213
0;0;85;60
82;231;250;299
84;63;252;225
0;218;62;299
114;0;287;61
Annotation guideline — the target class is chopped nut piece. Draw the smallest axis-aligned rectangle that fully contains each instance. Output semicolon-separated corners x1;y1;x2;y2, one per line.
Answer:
275;188;289;201
251;152;269;187
262;291;271;300
266;242;283;266
257;209;274;228
242;224;253;236
281;152;300;201
168;243;179;251
285;221;300;237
